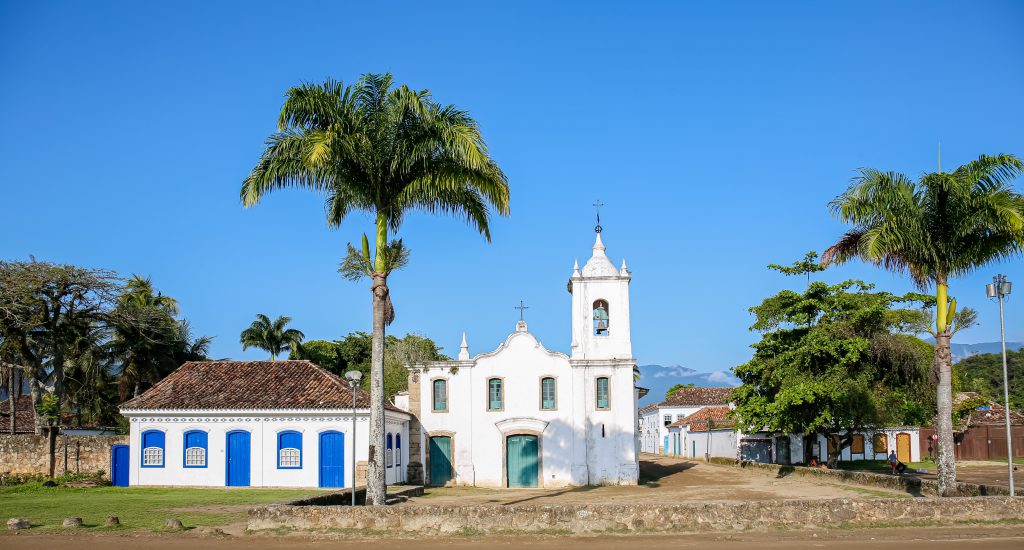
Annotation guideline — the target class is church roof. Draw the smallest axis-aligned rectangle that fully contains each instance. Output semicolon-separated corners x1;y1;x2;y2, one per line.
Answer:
661;386;735;408
120;360;403;413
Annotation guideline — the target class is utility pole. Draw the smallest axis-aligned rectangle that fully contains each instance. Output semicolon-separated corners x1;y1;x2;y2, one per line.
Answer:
986;274;1015;496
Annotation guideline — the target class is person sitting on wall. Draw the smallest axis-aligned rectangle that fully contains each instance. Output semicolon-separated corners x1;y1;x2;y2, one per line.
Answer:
888;450;898;475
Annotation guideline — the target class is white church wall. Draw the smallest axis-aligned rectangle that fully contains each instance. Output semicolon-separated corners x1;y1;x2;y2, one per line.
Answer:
126;410;407;488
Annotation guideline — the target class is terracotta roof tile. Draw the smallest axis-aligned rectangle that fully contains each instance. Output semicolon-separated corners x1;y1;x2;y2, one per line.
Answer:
0;396;35;434
964;403;1024;427
662;387;735;407
120;361;402;413
666;406;735;432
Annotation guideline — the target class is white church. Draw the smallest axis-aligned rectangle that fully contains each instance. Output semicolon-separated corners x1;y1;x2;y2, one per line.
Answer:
404;228;641;487
116;227;639;490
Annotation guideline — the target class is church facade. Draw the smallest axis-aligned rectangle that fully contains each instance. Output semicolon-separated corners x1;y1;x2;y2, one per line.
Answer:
404;230;640;488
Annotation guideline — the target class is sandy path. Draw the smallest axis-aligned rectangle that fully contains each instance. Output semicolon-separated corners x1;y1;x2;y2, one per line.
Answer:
405;455;908;506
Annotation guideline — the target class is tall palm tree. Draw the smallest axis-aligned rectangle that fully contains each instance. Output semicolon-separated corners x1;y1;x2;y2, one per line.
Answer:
822;153;1024;495
241;73;509;504
239;314;304;361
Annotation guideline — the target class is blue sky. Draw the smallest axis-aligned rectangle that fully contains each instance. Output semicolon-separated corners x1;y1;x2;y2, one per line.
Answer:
2;1;1022;377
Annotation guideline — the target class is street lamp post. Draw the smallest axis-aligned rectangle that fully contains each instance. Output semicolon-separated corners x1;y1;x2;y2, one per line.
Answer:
344;370;363;506
986;274;1014;496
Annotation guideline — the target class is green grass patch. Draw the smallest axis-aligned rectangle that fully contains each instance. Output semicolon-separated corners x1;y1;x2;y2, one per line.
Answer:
832;460;934;472
0;483;328;532
981;457;1024;465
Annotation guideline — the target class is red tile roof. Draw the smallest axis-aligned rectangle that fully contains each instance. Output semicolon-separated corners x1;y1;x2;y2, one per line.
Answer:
120;361;403;413
662;387;735;407
963;403;1024;427
0;396;35;434
666;406;735;432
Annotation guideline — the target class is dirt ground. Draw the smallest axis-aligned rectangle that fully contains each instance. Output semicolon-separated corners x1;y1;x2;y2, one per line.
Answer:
3;525;1024;550
404;454;909;506
901;460;1021;488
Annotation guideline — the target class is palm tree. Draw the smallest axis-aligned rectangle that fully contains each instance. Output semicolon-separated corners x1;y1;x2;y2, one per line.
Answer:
822;153;1024;495
239;314;304;361
240;73;509;504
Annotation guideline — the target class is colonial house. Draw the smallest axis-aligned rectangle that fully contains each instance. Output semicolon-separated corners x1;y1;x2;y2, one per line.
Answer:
118;360;411;488
665;405;736;460
405;229;640;488
638;386;735;455
639;387;922;465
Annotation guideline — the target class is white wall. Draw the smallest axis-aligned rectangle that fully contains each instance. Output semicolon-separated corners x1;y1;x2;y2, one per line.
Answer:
416;328;637;487
125;409;409;488
667;427;736;459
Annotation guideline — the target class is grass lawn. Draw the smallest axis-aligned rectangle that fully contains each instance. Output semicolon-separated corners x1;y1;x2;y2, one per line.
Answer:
0;482;327;532
832;460;934;472
983;457;1024;465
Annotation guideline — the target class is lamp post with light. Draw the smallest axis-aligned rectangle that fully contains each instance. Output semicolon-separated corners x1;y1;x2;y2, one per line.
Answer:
344;370;363;506
986;274;1014;496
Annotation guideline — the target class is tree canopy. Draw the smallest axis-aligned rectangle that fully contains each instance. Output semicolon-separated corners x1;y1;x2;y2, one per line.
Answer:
731;254;935;457
291;332;448;399
955;349;1023;412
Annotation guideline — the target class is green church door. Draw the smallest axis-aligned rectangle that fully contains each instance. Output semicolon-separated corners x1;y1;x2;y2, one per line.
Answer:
428;436;452;486
506;434;539;488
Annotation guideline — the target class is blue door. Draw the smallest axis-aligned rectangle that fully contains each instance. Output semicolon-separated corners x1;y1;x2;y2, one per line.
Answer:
663;436;669;456
226;431;251;487
319;431;345;488
111;445;129;487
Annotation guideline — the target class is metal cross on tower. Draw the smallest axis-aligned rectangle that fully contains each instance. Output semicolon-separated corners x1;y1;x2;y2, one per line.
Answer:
593;199;604;233
514;300;529;321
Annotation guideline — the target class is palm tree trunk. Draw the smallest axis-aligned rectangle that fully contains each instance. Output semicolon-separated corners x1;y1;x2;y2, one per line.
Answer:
934;332;957;495
366;270;388;505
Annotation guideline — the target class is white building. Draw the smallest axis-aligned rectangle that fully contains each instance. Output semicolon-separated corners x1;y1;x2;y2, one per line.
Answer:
665;405;737;460
638;387;735;455
405;229;640;488
119;360;410;488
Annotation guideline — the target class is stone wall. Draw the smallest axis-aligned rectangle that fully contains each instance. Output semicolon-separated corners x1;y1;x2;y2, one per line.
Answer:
0;434;128;478
708;457;1010;497
249;496;1024;534
406;369;423;485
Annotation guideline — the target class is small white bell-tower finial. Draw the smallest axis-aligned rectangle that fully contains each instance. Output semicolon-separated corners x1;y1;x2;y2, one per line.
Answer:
620;259;629;276
572;258;580;277
458;331;470;360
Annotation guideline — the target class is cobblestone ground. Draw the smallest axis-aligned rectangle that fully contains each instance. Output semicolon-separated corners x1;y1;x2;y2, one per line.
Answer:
403;454;910;506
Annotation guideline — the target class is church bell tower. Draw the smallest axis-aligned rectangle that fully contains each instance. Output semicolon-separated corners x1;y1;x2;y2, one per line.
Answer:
569;221;633;360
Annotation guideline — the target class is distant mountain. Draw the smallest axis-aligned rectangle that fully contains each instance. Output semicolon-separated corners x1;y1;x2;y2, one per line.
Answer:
637;364;739;407
929;341;1024;363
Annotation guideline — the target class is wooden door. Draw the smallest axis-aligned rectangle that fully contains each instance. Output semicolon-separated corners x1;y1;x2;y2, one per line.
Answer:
896;432;911;463
506;434;539;488
428;436;452;486
226;431;251;487
319;431;345;488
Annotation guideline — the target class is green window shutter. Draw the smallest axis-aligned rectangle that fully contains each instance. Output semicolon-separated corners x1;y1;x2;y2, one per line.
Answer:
433;380;447;411
541;378;556;410
596;377;610;409
489;379;503;410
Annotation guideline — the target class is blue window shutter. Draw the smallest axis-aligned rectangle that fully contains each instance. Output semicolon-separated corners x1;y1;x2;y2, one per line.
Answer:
386;433;393;449
279;431;301;451
396;435;402;466
185;431;207;449
143;430;164;449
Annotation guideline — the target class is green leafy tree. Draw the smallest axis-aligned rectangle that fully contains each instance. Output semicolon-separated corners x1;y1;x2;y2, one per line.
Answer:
666;383;695;400
732;255;935;467
240;73;509;504
291;332;448;399
956;349;1023;412
239;314;304;361
822;154;1023;494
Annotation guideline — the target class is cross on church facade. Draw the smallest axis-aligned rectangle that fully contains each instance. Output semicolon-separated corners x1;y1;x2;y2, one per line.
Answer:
593;199;604;233
514;300;529;321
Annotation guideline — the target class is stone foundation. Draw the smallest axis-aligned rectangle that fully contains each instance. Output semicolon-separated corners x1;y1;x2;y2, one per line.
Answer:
0;435;127;478
249;496;1024;534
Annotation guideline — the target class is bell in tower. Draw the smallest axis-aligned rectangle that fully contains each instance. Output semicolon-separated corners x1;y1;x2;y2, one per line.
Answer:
593;300;609;336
